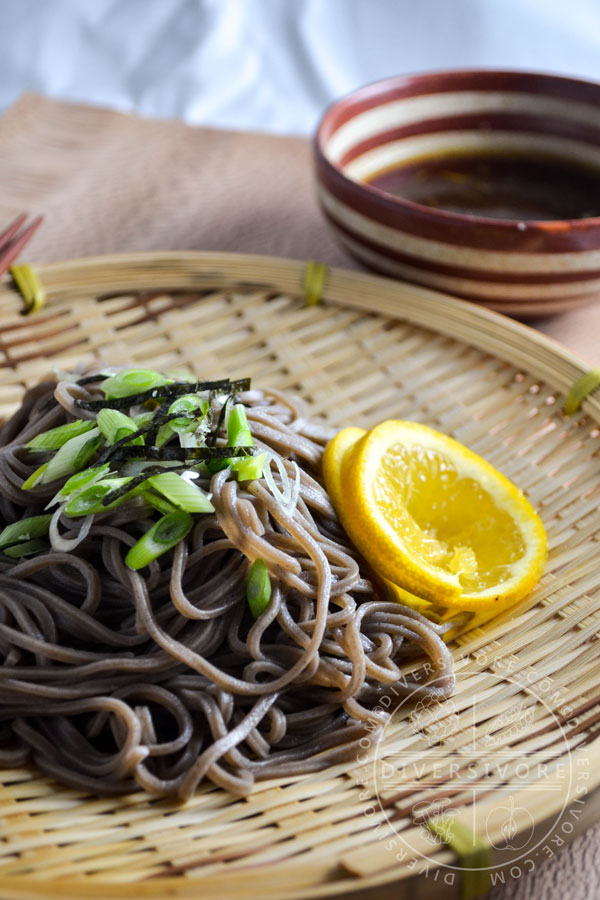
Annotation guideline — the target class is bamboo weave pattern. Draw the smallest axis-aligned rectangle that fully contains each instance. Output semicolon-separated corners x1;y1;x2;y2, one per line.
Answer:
0;252;598;900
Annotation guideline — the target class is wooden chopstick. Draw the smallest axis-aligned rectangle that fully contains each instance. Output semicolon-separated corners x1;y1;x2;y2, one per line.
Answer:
0;214;43;276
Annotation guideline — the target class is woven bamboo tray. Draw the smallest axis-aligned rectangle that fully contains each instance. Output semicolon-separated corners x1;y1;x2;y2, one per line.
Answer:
1;251;600;900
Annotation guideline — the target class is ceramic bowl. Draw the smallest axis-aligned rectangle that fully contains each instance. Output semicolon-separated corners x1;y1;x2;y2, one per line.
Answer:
314;70;600;316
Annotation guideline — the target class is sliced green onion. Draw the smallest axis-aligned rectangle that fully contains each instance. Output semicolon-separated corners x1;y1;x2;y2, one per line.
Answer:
132;412;155;428
178;431;200;450
227;405;253;447
125;511;193;570
169;394;207;414
56;464;111;500
0;514;52;550
40;428;101;484
2;538;48;558
205;457;232;474
147;472;214;514
140;489;179;516
246;559;272;619
120;460;179;478
143;404;179;448
26;419;96;451
234;452;266;482
64;478;132;516
168;394;209;434
46;464;111;509
96;411;195;465
97;408;145;445
97;464;181;504
22;462;49;490
155;423;176;448
101;368;174;400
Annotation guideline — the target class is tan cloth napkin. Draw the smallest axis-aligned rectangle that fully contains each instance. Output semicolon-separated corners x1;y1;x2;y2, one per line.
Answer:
0;93;598;900
0;92;352;265
0;92;598;365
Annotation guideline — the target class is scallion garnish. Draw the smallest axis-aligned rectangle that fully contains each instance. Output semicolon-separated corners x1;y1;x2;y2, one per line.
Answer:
46;464;111;510
22;462;49;490
125;511;193;570
246;559;272;619
213;404;253;474
2;538;48;558
97;408;145;446
154;423;174;448
98;465;184;506
56;464;111;500
168;394;209;434
40;429;101;484
101;369;174;400
146;472;214;514
227;404;253;447
133;412;154;427
0;514;52;550
64;478;132;516
26;419;96;451
234;452;267;482
140;489;179;516
95;410;196;466
75;377;251;412
205;458;231;474
13;371;257;561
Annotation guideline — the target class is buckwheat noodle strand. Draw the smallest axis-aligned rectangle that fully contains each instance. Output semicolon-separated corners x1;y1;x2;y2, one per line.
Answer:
0;375;454;798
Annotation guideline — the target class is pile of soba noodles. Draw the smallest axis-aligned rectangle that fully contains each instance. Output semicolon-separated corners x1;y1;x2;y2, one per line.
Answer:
0;370;454;799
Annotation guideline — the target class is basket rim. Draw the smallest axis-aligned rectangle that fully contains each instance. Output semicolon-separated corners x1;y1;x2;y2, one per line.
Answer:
0;249;599;899
1;250;596;421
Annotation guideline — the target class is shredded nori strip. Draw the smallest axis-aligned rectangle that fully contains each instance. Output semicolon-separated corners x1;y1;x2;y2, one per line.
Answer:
99;465;194;506
76;373;109;386
144;399;178;448
95;411;195;466
74;378;251;412
206;395;232;447
67;374;254;509
112;445;255;462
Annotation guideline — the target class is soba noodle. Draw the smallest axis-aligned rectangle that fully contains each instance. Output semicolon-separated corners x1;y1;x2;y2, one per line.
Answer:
0;373;454;798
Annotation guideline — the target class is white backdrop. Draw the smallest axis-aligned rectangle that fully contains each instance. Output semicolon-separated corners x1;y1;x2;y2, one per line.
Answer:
1;0;600;135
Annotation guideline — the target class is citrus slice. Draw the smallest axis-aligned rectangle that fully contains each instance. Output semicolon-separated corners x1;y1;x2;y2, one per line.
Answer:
322;426;366;513
323;427;448;619
324;421;546;611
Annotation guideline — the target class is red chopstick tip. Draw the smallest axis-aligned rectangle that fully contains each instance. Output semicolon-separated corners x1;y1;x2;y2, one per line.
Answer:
0;214;44;277
0;214;28;249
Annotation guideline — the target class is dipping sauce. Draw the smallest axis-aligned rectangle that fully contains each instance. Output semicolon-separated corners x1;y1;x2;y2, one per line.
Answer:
367;151;600;220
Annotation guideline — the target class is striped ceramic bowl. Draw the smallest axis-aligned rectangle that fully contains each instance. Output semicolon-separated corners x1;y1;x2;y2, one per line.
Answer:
314;70;600;316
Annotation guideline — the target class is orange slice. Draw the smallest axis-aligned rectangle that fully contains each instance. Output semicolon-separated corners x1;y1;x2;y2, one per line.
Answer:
323;421;546;612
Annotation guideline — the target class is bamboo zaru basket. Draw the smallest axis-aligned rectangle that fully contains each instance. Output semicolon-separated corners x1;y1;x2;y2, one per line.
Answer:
0;251;599;900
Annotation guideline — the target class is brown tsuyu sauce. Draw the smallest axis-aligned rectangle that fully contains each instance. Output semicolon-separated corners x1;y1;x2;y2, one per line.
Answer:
366;151;600;220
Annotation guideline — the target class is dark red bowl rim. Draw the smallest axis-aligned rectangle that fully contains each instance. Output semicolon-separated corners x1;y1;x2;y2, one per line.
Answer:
314;68;600;234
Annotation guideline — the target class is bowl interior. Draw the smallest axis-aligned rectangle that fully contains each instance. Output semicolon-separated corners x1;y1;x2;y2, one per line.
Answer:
318;70;600;226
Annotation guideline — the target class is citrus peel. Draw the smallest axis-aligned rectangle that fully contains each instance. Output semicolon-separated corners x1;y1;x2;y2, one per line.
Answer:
323;421;547;621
